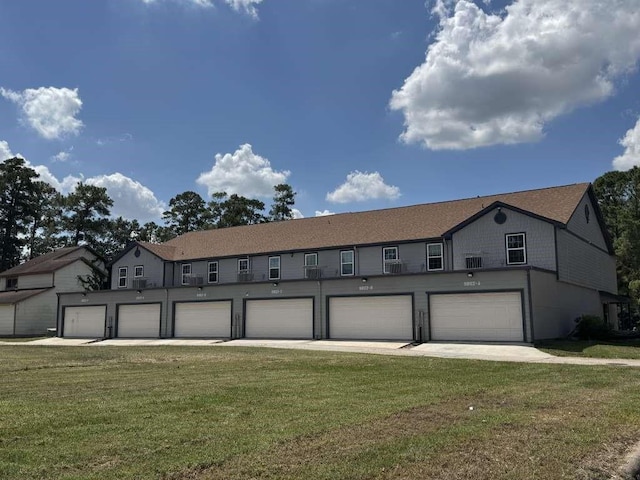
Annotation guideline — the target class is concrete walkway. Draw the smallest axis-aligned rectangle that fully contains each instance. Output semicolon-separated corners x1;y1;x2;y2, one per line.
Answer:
2;337;640;367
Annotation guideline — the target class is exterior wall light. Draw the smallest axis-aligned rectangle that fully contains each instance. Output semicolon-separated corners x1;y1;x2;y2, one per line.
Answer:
361;277;368;283
467;272;474;278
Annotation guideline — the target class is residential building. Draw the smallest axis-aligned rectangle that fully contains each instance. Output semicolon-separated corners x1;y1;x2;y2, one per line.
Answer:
57;183;620;342
0;247;105;336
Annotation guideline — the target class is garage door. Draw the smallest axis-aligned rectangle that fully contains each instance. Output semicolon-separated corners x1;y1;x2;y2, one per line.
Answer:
0;305;15;336
329;295;413;340
430;292;524;342
245;298;313;338
117;304;161;338
174;301;231;338
63;306;106;337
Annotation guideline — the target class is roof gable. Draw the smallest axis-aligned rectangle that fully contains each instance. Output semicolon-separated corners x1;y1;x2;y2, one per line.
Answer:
146;183;590;261
0;247;96;278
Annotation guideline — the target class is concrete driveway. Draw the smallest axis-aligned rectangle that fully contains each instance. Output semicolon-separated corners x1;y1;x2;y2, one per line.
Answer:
3;337;640;366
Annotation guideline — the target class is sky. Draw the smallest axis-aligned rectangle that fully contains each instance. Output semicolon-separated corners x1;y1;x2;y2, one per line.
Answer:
1;0;640;223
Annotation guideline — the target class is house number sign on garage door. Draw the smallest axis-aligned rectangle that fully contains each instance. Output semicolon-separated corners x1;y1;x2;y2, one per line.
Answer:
463;281;481;287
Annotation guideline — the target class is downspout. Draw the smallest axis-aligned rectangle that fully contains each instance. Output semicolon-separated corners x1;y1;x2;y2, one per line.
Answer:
56;292;61;337
527;268;535;343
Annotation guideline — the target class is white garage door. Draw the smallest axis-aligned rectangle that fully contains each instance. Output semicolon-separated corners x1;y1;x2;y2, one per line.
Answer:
174;301;231;338
0;305;15;336
117;304;161;338
245;298;313;339
430;292;524;342
329;295;413;340
63;306;106;338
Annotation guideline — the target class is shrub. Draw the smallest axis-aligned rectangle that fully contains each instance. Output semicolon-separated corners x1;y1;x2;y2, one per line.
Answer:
574;315;612;340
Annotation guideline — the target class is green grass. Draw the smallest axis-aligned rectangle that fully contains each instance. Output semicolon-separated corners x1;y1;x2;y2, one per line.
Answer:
0;337;46;343
1;346;639;479
537;338;640;359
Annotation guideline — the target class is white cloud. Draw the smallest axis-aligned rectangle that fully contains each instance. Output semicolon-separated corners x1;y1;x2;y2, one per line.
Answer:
326;171;400;204
0;156;164;221
390;0;640;150
197;143;290;198
315;209;335;217
1;87;84;140
32;166;81;192
224;0;262;18
613;118;640;171
140;0;262;17
85;173;166;222
0;140;17;160
291;208;304;219
51;147;74;163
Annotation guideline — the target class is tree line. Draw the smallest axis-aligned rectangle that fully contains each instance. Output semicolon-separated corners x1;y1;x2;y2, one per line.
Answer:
593;167;640;309
0;157;297;270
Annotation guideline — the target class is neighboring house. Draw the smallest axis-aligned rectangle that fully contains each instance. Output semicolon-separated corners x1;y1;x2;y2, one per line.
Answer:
0;247;105;336
57;183;622;342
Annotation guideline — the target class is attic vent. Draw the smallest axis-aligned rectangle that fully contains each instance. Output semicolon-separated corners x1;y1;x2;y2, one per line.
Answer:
494;209;507;225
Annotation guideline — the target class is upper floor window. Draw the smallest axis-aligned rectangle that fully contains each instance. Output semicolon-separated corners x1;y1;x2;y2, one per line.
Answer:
181;264;192;285
208;261;218;283
506;233;527;265
383;247;400;274
6;277;18;289
118;267;127;288
304;253;319;279
340;250;354;276
269;256;281;280
427;243;443;271
238;258;250;273
134;265;144;278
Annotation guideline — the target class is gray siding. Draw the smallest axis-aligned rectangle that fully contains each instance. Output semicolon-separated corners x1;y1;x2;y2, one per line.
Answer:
15;290;57;335
111;247;164;290
452;207;556;271
55;261;95;292
18;273;53;289
0;278;5;290
556;229;617;293
60;268;532;342
530;269;602;340
566;192;608;250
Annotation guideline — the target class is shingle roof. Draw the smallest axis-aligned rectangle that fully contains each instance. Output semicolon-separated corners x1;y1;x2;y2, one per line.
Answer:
0;288;50;304
0;247;88;277
140;183;592;261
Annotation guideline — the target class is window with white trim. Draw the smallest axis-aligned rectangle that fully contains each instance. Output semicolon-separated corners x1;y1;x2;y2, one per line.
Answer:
118;267;128;288
181;264;192;285
304;253;319;278
208;261;218;283
340;250;354;276
383;246;399;273
269;256;281;280
427;243;443;271
238;258;250;273
134;265;144;278
506;233;527;265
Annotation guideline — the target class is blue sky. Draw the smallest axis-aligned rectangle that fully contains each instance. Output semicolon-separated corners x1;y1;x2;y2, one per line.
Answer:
1;0;639;223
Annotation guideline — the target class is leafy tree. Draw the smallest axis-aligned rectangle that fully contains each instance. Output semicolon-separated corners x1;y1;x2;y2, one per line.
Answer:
0;158;41;271
218;194;266;228
26;182;65;259
593;167;640;307
138;221;175;243
77;259;108;291
269;183;296;221
162;191;210;236
61;183;113;255
102;217;140;260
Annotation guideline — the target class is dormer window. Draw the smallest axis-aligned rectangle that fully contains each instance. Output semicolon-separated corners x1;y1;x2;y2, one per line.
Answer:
6;277;17;290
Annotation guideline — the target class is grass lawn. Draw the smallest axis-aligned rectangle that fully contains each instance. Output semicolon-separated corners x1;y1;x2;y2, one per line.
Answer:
0;337;46;343
537;339;640;359
1;347;640;480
